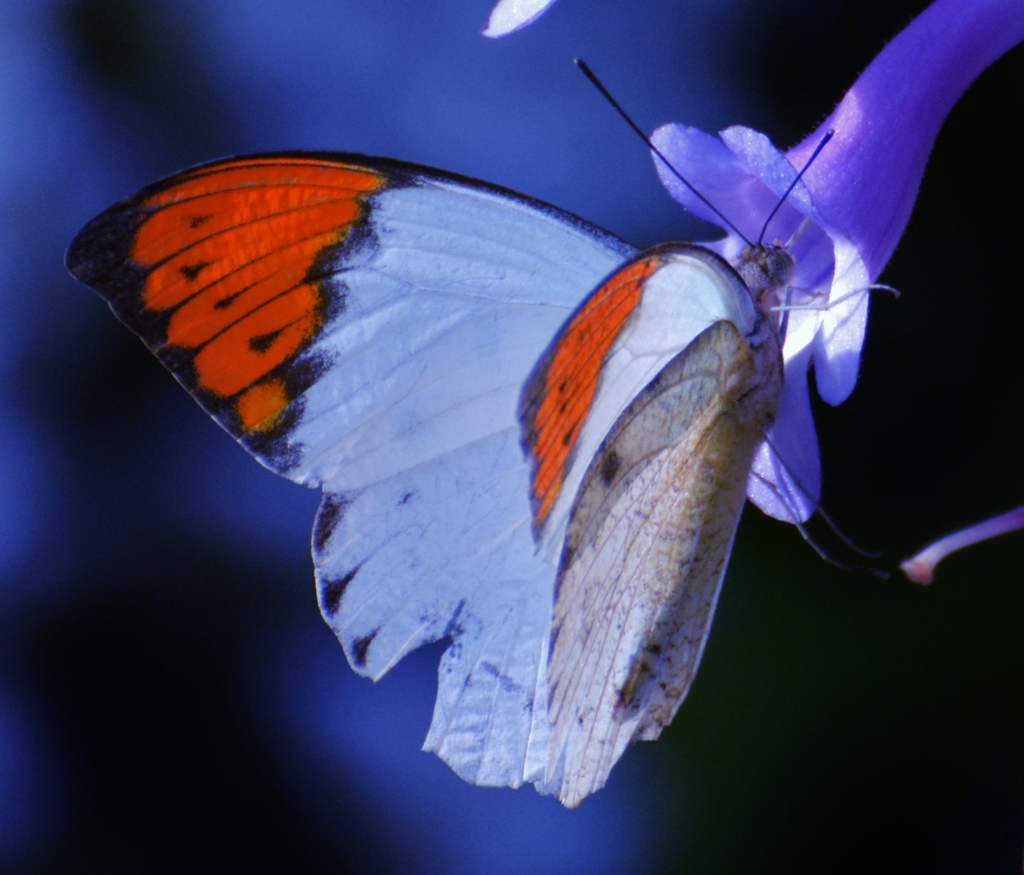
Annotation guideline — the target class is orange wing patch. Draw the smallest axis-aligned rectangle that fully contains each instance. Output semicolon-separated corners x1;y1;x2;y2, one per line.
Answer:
68;156;386;437
236;377;290;434
519;253;660;530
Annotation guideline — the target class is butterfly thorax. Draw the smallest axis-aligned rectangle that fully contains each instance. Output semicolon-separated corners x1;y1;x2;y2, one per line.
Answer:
728;241;791;427
735;240;793;342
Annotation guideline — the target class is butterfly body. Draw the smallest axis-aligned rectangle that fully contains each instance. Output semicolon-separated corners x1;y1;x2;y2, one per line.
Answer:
68;154;793;806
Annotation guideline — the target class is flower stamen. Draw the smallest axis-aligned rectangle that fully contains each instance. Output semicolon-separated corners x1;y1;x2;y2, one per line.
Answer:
901;506;1024;584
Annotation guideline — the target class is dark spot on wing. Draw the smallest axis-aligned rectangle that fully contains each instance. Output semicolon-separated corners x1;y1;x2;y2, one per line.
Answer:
213;291;243;310
351;628;379;668
319;566;360;616
442;600;466;638
313;493;352;555
249;328;283;354
188;213;214;229
599;449;620;485
179;261;210;281
399;491;415;505
481;661;523;695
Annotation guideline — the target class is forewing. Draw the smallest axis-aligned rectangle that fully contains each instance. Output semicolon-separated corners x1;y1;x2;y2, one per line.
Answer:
519;244;757;562
67;153;636;791
66;153;635;486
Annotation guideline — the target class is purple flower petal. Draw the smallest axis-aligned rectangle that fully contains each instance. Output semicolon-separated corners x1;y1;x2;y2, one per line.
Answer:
788;0;1024;284
650;126;774;249
651;123;843;520
652;0;1024;523
747;343;820;523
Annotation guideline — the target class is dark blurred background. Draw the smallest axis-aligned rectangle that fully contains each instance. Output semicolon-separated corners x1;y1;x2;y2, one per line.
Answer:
1;0;1023;871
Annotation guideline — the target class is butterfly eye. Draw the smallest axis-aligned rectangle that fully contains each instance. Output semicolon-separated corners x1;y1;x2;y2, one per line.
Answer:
763;245;795;287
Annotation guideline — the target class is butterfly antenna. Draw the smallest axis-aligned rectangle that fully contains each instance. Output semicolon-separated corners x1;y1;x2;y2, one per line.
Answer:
575;59;753;247
750;469;889;578
757;129;834;245
759;433;882;559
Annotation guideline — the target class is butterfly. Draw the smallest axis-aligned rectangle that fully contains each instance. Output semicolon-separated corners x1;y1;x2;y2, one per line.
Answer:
66;152;796;807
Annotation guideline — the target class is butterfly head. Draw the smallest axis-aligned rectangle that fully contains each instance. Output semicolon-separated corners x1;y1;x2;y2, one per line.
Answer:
735;242;794;313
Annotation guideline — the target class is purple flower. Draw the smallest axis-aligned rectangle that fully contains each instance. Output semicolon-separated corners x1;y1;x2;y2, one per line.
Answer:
483;0;560;37
651;0;1024;524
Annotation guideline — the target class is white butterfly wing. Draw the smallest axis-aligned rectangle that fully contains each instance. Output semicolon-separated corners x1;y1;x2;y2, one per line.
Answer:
288;177;637;491
546;315;782;806
67;156;788;804
302;167;637;788
67;154;635;791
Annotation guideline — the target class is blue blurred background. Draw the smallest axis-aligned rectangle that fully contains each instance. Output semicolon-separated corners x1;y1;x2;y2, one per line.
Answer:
2;0;1024;871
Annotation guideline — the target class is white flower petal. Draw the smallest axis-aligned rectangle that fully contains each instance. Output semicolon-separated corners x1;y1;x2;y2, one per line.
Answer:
483;0;559;37
813;237;869;405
